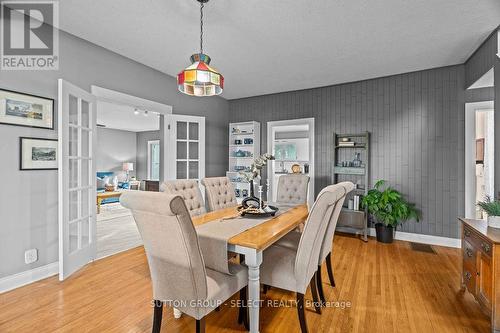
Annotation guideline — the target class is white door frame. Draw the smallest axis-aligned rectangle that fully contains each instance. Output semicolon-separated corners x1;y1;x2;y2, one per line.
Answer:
58;79;97;280
164;114;206;182
147;140;160;180
91;86;172;181
267;118;315;207
465;101;494;218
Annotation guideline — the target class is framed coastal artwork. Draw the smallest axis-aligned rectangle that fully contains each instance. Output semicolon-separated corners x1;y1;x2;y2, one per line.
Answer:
0;89;54;129
20;137;58;170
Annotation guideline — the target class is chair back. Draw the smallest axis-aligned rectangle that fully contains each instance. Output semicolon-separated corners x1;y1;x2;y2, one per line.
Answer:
294;184;345;293
276;174;310;204
120;192;208;303
160;179;206;216
201;177;238;211
318;182;354;265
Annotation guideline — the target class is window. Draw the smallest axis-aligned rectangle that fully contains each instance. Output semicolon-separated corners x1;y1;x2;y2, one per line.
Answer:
148;140;160;180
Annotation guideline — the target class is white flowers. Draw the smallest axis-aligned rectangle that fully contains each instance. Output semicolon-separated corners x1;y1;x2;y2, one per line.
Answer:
239;153;275;182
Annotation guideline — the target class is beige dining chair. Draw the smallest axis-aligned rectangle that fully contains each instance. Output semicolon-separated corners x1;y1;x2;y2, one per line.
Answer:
160;179;206;216
275;182;354;307
276;174;310;204
120;191;248;333
258;184;346;333
201;177;238;211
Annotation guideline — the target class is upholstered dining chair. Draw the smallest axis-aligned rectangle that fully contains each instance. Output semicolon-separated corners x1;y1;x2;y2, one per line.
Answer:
258;184;346;333
276;174;310;205
201;177;238;211
160;179;206;216
120;192;248;333
274;182;354;304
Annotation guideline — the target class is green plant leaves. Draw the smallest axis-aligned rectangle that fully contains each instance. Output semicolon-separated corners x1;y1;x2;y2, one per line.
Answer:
361;179;420;228
477;196;500;216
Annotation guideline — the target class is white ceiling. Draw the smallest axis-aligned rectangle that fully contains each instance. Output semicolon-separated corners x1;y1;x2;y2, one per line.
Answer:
59;0;500;100
97;101;160;132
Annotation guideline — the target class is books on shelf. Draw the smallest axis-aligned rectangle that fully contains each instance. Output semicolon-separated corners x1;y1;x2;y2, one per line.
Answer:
338;141;355;146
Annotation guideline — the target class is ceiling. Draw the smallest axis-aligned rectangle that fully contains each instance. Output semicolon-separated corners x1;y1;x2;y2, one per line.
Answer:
59;0;500;100
97;101;160;132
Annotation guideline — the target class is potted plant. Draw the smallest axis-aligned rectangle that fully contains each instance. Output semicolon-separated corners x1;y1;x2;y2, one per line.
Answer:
477;196;500;228
361;180;420;243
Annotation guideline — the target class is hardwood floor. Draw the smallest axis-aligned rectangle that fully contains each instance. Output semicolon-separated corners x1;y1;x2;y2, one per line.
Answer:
0;235;490;332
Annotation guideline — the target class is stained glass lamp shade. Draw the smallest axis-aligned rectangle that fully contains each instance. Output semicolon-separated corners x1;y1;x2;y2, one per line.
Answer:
177;53;223;96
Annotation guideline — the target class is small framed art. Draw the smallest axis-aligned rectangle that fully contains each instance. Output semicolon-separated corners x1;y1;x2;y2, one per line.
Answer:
20;137;58;170
0;89;54;129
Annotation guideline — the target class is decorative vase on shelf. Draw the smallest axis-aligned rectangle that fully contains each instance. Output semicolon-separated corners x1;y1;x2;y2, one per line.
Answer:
488;216;500;229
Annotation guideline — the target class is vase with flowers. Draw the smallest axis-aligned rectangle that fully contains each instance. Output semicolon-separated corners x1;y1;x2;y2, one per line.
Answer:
239;153;274;208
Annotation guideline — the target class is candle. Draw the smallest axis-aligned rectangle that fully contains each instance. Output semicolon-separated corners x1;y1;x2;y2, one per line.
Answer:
266;179;270;202
258;185;263;210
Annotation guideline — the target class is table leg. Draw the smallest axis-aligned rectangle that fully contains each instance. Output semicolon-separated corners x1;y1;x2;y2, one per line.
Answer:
97;198;102;214
245;250;263;333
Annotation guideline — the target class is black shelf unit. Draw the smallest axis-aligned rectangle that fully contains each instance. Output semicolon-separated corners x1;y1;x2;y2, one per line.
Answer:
332;132;370;241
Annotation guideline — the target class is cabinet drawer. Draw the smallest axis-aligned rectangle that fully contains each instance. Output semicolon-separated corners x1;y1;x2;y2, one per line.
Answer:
463;240;476;268
463;225;493;257
463;266;477;295
479;240;493;258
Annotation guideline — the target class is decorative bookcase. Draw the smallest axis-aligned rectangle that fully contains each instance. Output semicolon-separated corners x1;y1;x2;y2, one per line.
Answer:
332;132;370;241
226;121;261;204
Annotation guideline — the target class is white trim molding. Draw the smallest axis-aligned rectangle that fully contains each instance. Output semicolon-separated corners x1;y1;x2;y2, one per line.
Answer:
0;262;58;294
369;228;461;248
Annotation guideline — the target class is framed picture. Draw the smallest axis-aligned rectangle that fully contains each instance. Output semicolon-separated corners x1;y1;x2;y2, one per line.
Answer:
20;137;58;170
0;89;54;129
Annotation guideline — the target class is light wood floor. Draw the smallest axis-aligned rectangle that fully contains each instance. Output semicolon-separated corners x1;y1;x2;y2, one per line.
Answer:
0;235;490;333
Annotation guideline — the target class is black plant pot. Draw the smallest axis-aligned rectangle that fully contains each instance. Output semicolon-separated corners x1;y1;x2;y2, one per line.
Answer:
375;223;394;243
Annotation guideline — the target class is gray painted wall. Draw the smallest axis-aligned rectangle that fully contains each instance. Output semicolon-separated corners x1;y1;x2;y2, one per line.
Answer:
96;128;137;178
0;25;228;278
230;65;466;239
464;29;499;198
136;130;161;180
465;87;494;103
465;29;498;88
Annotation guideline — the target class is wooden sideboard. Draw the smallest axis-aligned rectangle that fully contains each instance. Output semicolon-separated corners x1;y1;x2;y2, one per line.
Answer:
460;218;500;332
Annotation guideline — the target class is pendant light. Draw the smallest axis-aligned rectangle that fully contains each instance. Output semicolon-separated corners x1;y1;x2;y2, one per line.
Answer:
177;0;224;97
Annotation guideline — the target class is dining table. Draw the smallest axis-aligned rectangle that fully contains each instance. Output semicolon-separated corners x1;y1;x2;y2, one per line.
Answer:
191;203;309;333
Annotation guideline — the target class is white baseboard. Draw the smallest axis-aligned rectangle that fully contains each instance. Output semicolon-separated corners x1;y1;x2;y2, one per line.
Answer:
0;262;58;294
366;228;461;248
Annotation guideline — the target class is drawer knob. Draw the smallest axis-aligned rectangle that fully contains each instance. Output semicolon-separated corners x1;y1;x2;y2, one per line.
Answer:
466;249;473;257
464;229;471;237
481;243;491;253
464;271;472;281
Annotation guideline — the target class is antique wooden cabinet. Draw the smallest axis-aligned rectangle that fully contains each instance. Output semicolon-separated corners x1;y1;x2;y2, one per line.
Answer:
460;218;500;332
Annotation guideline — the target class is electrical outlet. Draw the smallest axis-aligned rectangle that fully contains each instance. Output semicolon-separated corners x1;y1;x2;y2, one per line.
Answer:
25;248;38;264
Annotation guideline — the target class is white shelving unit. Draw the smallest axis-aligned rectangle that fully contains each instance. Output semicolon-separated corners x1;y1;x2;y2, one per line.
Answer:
226;121;260;203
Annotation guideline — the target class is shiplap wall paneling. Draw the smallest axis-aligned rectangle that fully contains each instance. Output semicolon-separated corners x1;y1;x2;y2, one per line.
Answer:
229;65;465;239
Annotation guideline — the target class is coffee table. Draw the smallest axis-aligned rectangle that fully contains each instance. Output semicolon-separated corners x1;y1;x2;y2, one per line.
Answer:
96;191;122;214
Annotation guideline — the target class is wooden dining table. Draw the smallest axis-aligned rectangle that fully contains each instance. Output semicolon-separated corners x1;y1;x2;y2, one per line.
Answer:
191;204;309;333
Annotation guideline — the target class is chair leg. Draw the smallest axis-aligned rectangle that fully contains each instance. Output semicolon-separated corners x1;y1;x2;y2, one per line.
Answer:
238;286;249;330
152;300;163;333
296;293;308;333
310;273;322;314
316;265;326;305
263;284;270;294
196;318;206;333
326;252;335;287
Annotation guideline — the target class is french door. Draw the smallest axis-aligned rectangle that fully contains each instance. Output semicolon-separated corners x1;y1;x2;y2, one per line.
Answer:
165;114;205;182
58;79;97;280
